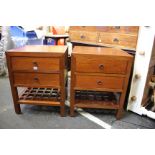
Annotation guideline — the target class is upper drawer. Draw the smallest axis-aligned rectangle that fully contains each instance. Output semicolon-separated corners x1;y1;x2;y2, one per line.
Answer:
96;26;139;34
75;55;128;74
69;26;97;31
98;32;138;49
69;26;139;34
69;31;98;43
11;57;60;72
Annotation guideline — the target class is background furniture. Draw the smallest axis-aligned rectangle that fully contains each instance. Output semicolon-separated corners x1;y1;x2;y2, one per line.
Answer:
70;46;133;119
6;45;68;116
69;26;139;51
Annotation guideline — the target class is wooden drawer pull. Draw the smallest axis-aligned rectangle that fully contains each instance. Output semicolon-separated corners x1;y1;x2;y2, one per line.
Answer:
99;64;104;70
33;62;38;66
33;62;38;71
80;35;85;39
34;77;39;82
113;38;119;42
97;81;103;85
114;26;120;29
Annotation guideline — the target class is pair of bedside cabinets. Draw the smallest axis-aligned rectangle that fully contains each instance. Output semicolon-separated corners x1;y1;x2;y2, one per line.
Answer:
6;45;133;119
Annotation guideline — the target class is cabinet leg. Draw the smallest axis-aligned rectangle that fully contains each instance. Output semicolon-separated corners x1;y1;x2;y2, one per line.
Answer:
70;106;75;117
60;105;65;117
14;104;21;114
116;109;124;120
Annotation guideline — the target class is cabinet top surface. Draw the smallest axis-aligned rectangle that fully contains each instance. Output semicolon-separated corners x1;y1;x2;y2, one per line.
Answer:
7;45;68;53
73;46;133;57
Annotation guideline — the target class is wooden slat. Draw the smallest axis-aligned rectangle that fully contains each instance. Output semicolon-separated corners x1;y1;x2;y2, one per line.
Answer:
18;100;60;106
75;100;119;109
74;87;123;92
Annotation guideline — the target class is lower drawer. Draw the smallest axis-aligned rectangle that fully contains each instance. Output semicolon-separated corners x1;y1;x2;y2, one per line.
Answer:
75;75;125;91
13;73;60;87
98;32;138;49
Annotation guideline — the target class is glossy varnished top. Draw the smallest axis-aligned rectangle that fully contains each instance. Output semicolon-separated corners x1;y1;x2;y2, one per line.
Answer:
7;45;68;53
6;45;68;57
73;46;133;58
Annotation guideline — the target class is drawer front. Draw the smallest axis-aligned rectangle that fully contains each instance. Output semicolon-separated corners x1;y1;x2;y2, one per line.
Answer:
69;26;139;34
13;73;60;87
97;26;139;34
75;55;128;74
69;26;97;31
69;31;98;43
75;75;125;90
11;57;60;72
98;32;138;49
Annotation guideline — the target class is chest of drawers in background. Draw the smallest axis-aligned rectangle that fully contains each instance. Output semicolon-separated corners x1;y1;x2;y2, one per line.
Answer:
6;45;68;116
70;46;133;119
69;26;139;51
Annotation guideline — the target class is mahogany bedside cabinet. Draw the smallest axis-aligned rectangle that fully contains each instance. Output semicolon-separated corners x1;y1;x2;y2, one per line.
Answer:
70;46;133;119
6;45;68;116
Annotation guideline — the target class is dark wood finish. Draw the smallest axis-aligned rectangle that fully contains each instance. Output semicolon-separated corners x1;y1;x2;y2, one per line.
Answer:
69;26;139;50
75;100;119;109
6;45;68;116
13;73;60;87
69;31;98;43
74;47;129;74
11;57;60;72
18;88;61;106
98;32;137;49
69;26;139;34
75;75;125;91
70;46;133;119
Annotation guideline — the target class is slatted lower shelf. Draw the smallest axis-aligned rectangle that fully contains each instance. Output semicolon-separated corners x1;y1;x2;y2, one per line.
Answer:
74;90;119;109
75;100;119;109
18;87;61;106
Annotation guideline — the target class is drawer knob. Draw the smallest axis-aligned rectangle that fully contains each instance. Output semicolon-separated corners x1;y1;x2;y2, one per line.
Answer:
80;35;85;39
114;26;120;29
113;38;119;42
99;64;104;70
33;66;38;71
34;77;39;81
97;81;103;85
33;62;38;71
33;62;38;66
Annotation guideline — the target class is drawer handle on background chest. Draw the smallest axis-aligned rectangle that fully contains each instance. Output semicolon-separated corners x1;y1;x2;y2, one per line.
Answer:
80;35;85;39
97;81;103;85
114;26;120;29
33;62;38;66
99;64;104;70
113;38;119;43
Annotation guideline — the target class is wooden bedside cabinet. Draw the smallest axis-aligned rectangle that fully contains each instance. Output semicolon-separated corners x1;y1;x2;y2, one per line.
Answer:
6;45;68;116
70;46;133;119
